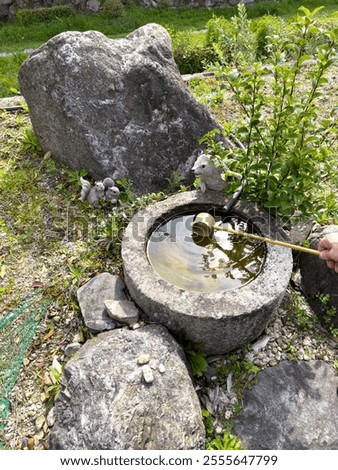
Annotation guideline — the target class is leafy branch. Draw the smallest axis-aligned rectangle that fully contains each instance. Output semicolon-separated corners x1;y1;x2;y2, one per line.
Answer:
203;5;338;222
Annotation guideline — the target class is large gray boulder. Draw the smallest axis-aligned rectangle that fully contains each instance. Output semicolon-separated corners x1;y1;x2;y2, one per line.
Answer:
49;324;205;450
233;361;338;449
18;24;221;194
300;225;338;329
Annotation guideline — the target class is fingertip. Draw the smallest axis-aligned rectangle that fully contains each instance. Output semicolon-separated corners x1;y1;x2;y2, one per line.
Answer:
327;260;335;269
320;251;329;260
318;238;332;251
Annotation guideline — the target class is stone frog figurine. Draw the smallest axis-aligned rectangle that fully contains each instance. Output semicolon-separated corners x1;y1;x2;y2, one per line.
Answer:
79;177;120;208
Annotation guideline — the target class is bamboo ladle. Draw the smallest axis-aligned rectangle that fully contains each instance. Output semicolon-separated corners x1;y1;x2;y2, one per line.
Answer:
192;212;319;256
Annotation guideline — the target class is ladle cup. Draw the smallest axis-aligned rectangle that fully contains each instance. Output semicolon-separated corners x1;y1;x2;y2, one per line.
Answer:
192;212;320;256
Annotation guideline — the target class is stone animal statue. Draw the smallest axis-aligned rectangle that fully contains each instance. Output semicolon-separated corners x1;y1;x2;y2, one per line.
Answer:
79;177;120;207
79;177;105;208
105;186;120;204
102;178;120;204
192;153;243;193
192;153;228;193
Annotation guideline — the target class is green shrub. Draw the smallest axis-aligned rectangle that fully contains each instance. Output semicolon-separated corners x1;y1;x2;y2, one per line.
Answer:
201;6;338;223
251;15;286;58
174;43;217;75
207;431;244;450
248;0;280;18
102;0;125;19
172;30;217;74
184;342;208;377
206;7;256;65
206;7;338;65
206;15;232;47
206;16;236;64
16;5;76;25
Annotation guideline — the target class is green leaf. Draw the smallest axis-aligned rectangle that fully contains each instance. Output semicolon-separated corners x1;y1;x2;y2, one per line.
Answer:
185;343;208;377
298;54;312;65
207;431;245;450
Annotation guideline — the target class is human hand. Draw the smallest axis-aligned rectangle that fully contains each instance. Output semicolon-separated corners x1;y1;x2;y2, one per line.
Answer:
318;232;338;273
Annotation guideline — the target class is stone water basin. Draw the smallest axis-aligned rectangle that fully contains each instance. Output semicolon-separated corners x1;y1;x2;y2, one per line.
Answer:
122;191;293;355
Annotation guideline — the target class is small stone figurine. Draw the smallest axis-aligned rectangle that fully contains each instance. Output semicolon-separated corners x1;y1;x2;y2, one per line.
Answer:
79;177;120;208
192;153;242;193
192;153;228;193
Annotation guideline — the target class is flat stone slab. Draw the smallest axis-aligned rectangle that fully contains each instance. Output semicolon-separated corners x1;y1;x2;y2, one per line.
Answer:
0;95;25;110
77;272;126;332
233;361;338;449
104;299;139;325
49;324;205;450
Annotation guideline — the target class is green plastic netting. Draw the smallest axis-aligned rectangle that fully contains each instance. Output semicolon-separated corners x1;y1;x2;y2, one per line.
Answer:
0;292;49;448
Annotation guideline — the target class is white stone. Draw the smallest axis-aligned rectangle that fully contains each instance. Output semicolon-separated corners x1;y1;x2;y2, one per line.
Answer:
35;415;45;431
46;408;55;427
142;365;154;384
104;299;139;325
137;354;150;365
159;363;166;373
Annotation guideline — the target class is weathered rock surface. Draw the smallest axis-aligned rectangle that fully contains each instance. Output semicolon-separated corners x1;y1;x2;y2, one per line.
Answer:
49;324;205;450
77;272;126;333
300;225;338;328
288;219;314;247
104;299;139;325
18;24;221;194
233;361;338;449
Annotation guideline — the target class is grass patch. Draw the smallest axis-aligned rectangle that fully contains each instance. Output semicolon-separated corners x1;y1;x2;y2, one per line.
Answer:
1;2;338;97
0;7;217;50
0;108;168;307
1;1;338;51
0;110;104;303
0;53;28;98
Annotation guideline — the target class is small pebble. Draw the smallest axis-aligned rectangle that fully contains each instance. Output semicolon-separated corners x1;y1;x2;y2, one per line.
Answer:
142;365;154;384
46;408;55;428
137;354;150;365
64;342;81;357
27;437;35;450
35;415;45;431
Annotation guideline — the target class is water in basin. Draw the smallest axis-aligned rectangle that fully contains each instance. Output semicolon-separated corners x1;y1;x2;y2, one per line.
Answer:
147;212;266;293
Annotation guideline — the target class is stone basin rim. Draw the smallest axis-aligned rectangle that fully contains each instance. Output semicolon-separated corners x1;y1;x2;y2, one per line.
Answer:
122;191;293;316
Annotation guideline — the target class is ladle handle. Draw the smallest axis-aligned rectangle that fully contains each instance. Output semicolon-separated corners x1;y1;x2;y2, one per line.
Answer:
213;225;320;255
